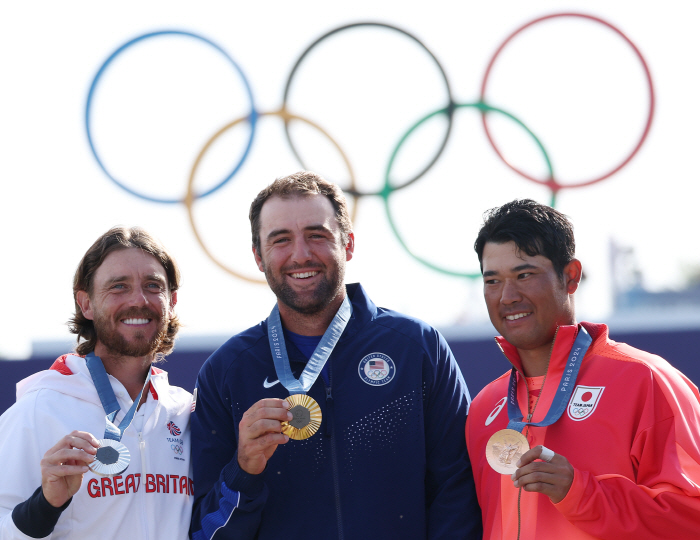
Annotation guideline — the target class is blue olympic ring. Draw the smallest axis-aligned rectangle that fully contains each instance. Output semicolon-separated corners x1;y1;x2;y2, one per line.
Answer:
85;30;258;204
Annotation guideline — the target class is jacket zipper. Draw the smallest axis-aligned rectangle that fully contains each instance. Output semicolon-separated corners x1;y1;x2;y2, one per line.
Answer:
325;375;344;540
138;430;149;538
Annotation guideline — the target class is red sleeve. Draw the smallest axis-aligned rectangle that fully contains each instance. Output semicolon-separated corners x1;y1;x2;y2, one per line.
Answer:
555;373;700;540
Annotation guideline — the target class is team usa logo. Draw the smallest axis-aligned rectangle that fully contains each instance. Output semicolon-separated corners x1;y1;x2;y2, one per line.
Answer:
358;353;396;386
167;421;181;436
567;386;605;421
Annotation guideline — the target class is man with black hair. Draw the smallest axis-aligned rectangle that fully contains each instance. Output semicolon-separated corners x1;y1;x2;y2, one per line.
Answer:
466;199;700;539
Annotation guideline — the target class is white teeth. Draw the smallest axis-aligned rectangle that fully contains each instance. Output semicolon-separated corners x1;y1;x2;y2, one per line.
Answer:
506;313;531;321
123;318;150;325
291;271;319;279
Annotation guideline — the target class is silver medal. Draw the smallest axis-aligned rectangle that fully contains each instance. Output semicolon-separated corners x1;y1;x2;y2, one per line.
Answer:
88;439;131;477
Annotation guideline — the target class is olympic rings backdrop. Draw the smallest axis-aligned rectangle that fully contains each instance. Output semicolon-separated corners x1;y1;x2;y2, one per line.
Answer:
85;14;654;282
1;1;698;358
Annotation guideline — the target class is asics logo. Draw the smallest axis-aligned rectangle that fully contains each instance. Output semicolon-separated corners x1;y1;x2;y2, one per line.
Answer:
485;397;507;426
263;377;281;389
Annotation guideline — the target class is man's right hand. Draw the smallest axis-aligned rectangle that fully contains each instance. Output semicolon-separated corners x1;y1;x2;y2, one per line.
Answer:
40;431;99;508
238;398;292;475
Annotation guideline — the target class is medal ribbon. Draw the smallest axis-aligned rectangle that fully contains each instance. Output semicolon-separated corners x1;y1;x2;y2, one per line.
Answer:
267;295;352;395
506;326;592;432
86;353;152;442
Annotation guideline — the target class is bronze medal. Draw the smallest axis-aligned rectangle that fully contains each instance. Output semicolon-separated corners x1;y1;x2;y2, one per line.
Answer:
281;394;322;440
486;429;530;474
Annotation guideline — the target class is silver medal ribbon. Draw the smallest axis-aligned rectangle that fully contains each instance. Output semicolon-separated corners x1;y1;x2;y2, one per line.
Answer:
86;353;151;476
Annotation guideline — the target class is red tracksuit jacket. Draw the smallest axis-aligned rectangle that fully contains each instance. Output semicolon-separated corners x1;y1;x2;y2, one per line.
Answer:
466;322;700;539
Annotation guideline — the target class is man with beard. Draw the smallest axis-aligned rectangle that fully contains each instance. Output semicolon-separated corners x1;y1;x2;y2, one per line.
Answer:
0;227;194;539
189;172;481;540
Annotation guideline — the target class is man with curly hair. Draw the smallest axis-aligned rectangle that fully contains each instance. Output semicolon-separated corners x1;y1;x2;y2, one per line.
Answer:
0;226;194;539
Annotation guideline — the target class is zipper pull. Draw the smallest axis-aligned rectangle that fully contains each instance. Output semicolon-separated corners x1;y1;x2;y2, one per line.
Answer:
325;386;333;401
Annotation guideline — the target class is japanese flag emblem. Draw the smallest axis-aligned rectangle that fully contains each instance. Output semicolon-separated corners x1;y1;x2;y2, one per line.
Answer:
567;386;605;421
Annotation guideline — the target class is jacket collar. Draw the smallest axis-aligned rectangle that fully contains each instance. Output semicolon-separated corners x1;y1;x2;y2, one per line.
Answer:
494;321;608;375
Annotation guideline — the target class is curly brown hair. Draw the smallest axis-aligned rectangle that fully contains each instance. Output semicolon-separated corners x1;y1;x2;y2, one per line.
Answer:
68;226;181;357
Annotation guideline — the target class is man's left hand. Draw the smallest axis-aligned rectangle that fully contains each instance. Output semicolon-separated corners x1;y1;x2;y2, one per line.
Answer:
511;445;574;504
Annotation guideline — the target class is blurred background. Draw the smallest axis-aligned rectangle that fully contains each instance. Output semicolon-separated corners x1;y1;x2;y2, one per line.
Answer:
1;1;699;413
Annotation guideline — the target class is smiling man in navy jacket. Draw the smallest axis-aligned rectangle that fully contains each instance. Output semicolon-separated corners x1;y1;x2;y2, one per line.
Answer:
190;171;482;540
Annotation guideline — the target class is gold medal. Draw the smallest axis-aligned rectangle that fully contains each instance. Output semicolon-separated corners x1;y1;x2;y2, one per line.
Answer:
281;394;322;440
486;429;530;474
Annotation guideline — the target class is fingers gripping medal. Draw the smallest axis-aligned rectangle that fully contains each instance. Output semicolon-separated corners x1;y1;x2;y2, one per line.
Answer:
281;394;322;440
86;353;152;477
486;429;530;474
487;327;594;474
267;297;352;441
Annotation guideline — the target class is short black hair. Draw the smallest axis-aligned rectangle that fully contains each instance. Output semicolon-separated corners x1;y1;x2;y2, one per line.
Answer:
474;199;575;277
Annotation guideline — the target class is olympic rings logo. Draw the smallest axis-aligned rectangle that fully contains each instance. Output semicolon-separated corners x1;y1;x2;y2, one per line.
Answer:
570;408;588;417
368;369;389;379
171;444;184;455
85;13;654;282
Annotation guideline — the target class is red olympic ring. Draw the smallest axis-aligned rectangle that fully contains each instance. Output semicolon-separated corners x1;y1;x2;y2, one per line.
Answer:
480;12;655;192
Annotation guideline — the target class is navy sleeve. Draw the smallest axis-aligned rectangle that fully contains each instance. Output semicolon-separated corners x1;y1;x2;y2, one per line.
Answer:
190;355;268;540
12;487;70;538
424;331;483;540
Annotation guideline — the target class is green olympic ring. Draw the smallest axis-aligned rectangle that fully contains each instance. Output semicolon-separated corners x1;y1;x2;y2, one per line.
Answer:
382;101;554;278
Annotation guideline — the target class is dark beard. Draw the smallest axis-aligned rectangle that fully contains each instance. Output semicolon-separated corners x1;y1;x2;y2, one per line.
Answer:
264;264;345;315
93;307;167;358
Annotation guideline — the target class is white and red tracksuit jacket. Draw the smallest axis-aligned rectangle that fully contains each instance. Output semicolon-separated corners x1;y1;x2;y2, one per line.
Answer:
0;354;193;539
466;322;700;539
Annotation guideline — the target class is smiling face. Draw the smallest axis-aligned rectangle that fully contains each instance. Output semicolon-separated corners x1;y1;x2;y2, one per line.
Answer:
76;248;177;360
253;194;354;319
482;241;580;368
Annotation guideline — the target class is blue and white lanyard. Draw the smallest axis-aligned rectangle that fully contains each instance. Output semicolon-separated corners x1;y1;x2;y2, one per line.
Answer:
267;296;352;395
86;353;152;441
506;326;593;432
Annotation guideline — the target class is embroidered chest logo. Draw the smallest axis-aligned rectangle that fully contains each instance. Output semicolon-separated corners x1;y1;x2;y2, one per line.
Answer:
166;421;185;460
358;353;396;386
567;386;605;421
485;397;507;426
167;421;181;436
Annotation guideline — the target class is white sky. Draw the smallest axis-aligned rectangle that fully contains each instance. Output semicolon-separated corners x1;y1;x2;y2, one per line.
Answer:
1;1;698;359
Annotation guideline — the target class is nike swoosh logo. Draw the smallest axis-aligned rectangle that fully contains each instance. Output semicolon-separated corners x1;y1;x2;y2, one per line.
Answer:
263;377;281;389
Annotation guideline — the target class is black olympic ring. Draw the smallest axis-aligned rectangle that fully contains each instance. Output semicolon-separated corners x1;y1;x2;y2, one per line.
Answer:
85;14;654;280
281;22;455;197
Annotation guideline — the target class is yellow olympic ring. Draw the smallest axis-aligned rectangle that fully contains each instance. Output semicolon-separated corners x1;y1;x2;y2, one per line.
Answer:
184;108;358;284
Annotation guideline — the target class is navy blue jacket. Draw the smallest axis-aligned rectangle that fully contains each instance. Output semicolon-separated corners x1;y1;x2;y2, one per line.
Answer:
190;284;482;539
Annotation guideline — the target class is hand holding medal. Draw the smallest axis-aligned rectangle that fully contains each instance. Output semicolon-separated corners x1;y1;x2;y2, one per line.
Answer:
266;296;352;441
280;394;322;440
86;353;152;478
